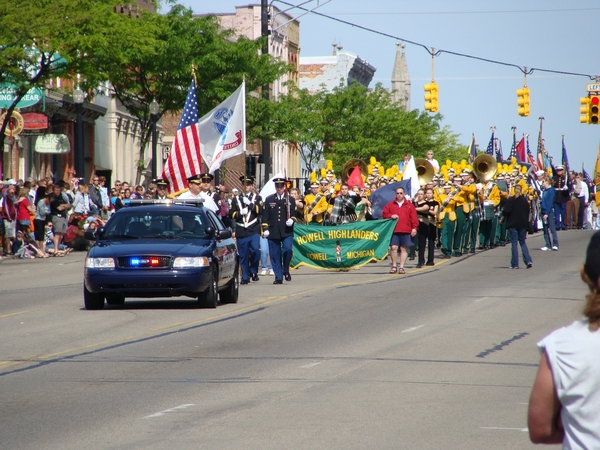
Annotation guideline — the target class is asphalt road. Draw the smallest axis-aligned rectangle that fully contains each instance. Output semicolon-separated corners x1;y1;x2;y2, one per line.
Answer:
0;229;591;449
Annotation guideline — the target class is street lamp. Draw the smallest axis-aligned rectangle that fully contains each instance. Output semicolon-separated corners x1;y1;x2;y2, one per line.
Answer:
73;88;85;179
149;98;159;180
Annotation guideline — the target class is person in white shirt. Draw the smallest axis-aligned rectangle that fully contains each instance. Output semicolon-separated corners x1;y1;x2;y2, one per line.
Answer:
576;172;589;229
426;150;440;174
178;173;218;213
528;231;600;448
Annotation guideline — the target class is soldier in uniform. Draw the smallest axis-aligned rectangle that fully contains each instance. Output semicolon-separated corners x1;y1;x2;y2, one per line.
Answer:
178;173;219;212
261;177;296;284
229;175;263;284
552;165;570;230
153;179;169;200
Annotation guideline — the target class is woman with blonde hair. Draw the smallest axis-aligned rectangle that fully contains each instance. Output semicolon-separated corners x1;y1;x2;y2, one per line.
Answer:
528;231;600;447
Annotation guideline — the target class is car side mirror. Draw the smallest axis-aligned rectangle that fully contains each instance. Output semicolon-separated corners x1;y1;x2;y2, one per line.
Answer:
205;226;215;236
216;228;232;240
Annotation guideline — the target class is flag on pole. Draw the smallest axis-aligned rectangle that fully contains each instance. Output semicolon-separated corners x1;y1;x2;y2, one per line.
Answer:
515;137;526;163
485;131;494;155
583;163;593;185
536;121;545;171
162;79;202;194
402;156;420;200
199;83;246;174
496;139;503;163
468;134;477;163
561;136;570;173
526;135;536;167
509;139;517;160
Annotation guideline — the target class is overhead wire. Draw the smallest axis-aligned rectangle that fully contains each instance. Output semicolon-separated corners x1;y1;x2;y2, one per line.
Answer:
274;0;597;80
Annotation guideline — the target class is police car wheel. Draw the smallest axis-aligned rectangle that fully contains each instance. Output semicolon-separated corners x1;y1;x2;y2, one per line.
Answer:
220;266;239;304
84;285;105;310
199;267;218;308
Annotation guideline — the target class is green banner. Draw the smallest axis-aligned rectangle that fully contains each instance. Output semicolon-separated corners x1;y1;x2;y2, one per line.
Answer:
291;220;396;271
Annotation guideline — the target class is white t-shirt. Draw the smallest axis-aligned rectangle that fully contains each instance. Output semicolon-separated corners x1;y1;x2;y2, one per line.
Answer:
178;190;218;212
538;319;600;449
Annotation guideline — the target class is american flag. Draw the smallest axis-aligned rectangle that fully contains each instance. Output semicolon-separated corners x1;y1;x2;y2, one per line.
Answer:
486;131;494;155
583;163;593;184
496;139;503;162
509;139;517;160
162;79;203;193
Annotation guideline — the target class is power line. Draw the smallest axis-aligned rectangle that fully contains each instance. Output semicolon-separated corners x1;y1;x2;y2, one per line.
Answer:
274;0;598;80
316;8;600;16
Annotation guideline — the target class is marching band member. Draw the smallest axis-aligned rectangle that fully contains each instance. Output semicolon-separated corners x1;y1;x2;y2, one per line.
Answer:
261;177;296;284
478;177;501;249
229;175;263;284
438;181;457;258
452;171;476;256
330;183;358;225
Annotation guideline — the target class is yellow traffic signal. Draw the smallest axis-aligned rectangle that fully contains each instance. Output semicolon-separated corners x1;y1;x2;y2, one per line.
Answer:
424;82;439;113
517;87;530;117
580;96;591;124
590;95;600;124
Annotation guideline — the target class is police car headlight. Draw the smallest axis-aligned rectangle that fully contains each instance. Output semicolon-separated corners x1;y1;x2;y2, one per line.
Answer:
173;256;210;268
85;257;115;269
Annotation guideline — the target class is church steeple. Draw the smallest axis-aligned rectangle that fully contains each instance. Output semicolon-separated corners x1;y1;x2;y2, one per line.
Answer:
391;41;410;111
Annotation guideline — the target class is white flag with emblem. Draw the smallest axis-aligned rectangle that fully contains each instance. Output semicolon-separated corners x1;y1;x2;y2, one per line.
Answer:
199;82;246;174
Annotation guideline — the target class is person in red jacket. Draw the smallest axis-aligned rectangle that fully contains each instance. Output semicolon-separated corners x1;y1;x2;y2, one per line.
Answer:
382;187;419;274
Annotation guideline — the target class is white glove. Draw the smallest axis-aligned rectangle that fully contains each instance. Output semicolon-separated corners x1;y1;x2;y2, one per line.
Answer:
243;197;251;205
285;219;294;227
240;207;248;215
263;230;270;238
476;183;483;190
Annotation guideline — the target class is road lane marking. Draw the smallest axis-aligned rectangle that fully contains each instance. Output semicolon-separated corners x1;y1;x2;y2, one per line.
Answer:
481;427;528;432
401;325;424;333
0;264;444;372
143;403;195;419
300;361;322;369
474;297;488;303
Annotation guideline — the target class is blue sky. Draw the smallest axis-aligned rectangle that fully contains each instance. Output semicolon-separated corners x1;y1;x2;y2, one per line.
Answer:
178;0;600;173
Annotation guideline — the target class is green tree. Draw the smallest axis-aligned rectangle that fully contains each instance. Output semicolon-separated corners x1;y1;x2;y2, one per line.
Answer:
0;0;149;149
99;5;288;184
268;81;465;174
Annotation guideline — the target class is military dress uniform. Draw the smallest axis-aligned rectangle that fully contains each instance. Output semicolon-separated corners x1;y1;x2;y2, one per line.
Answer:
229;176;263;284
261;178;296;284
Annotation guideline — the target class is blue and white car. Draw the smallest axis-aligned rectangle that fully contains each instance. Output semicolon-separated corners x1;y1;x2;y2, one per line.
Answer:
83;199;238;310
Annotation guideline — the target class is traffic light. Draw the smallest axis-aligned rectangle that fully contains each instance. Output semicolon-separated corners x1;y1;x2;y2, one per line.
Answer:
580;96;591;124
424;82;439;112
590;95;600;124
517;87;530;117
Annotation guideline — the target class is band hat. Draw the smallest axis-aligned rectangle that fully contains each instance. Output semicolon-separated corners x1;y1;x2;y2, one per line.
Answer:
188;173;213;184
153;178;169;188
535;170;545;177
310;182;320;188
239;175;255;184
460;170;470;176
443;181;453;187
319;178;329;184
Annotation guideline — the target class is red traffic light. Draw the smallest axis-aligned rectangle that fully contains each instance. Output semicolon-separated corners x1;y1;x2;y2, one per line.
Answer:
592;97;600;105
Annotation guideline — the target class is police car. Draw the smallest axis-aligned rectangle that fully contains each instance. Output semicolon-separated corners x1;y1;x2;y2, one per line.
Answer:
83;199;238;310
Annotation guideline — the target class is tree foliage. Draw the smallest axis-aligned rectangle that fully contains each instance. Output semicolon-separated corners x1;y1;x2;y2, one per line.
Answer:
98;5;288;183
267;82;465;174
0;0;146;147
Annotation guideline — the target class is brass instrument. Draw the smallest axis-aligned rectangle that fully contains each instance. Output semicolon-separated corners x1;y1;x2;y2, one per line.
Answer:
415;158;435;186
341;159;369;184
472;154;497;182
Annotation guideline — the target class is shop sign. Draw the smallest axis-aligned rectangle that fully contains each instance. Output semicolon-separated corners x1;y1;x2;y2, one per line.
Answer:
0;85;44;109
22;112;48;130
34;134;70;154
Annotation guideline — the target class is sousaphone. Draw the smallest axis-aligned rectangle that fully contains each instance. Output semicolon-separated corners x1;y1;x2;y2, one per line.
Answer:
341;158;369;183
414;158;435;186
472;154;498;182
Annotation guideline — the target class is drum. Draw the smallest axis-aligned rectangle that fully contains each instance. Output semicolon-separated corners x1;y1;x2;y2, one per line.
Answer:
482;204;495;221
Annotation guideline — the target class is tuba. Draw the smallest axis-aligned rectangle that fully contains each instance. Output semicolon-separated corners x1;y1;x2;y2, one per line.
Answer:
341;159;369;184
415;159;435;186
472;154;498;182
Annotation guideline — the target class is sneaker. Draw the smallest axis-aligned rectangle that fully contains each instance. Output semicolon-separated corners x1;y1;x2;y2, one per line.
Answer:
540;247;549;251
260;269;267;276
268;269;275;275
510;266;519;269
552;246;558;251
527;263;533;269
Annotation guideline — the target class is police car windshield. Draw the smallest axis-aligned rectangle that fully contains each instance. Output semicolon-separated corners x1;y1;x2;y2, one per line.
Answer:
103;211;209;239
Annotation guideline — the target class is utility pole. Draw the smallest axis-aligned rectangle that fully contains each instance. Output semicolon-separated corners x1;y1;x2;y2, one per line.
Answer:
260;0;271;187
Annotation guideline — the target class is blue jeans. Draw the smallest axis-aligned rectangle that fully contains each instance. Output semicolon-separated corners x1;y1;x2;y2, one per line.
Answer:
542;210;558;249
508;228;532;268
260;236;270;270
